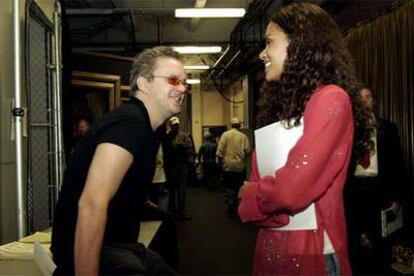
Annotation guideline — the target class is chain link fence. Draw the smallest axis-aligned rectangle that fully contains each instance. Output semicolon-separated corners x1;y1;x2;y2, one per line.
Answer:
26;2;55;233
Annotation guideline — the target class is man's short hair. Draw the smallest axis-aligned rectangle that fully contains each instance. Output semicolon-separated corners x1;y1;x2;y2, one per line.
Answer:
203;132;212;140
129;46;180;96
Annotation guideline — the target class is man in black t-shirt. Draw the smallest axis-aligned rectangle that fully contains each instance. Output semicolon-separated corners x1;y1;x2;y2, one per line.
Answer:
51;46;188;275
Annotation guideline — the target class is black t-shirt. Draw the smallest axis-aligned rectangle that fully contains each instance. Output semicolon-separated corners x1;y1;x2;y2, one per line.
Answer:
199;141;217;163
51;98;159;267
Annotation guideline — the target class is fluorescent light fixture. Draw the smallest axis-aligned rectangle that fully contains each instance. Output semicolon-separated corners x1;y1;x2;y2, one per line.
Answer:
186;79;201;84
173;46;222;54
175;8;245;18
184;65;210;70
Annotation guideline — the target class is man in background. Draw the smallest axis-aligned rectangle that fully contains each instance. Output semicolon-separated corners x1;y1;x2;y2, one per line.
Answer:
216;117;251;218
345;87;406;274
70;117;91;155
198;132;218;190
164;116;194;221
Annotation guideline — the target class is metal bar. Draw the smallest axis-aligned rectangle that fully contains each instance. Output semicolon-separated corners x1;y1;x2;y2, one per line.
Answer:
30;123;54;127
216;50;241;78
190;0;207;31
71;41;229;48
66;8;175;15
213;45;231;68
53;0;65;203
13;0;27;239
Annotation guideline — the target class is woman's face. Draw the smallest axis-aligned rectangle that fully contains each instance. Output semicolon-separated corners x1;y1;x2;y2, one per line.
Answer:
259;22;290;82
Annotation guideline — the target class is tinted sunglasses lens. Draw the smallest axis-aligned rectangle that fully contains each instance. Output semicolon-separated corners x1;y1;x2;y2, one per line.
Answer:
167;76;181;86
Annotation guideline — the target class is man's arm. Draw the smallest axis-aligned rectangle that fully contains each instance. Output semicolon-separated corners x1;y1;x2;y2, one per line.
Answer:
74;143;133;275
216;134;226;165
243;134;251;156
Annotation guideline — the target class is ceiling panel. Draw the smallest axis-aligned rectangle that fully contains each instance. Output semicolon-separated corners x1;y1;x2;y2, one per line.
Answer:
65;0;256;48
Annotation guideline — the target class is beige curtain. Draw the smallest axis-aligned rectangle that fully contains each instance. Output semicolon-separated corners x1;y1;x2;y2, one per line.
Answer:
345;1;414;201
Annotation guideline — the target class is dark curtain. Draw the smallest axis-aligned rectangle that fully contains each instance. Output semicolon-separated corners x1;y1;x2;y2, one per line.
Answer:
345;0;414;226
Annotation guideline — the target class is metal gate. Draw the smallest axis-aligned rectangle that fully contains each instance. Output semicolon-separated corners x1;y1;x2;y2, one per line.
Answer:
26;0;55;233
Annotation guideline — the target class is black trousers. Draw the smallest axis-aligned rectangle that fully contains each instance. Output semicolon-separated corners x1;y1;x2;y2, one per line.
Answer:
344;176;392;275
100;243;176;275
53;243;176;275
223;170;246;215
142;205;179;270
201;161;218;189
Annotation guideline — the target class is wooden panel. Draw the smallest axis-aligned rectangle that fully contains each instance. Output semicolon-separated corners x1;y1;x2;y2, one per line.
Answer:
72;71;122;107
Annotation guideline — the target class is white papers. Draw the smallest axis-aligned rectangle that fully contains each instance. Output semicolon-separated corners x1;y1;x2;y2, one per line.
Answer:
254;120;317;231
275;204;317;230
381;206;403;237
255;121;303;177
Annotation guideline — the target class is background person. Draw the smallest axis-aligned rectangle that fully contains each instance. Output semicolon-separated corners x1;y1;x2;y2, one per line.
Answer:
164;116;194;221
74;117;91;137
198;132;218;190
216;117;251;218
237;3;372;275
148;123;170;211
70;117;91;154
345;87;406;274
51;46;187;275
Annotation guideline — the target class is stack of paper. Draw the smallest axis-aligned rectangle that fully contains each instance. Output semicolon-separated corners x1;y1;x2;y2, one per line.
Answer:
254;120;317;231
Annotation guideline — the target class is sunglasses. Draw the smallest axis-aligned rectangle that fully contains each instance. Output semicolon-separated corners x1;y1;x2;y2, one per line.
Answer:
152;75;188;88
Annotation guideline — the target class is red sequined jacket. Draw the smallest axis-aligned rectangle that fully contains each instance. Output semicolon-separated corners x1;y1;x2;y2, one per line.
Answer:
239;85;353;275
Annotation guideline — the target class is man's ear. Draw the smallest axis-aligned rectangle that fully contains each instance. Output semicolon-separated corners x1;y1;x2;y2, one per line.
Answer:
137;76;149;93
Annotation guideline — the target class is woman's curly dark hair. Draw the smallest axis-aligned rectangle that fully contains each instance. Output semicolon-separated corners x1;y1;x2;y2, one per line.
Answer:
256;2;372;163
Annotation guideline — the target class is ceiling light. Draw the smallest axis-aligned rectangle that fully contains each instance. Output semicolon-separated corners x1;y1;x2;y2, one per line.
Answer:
175;8;245;18
184;65;210;70
186;79;201;84
173;46;222;54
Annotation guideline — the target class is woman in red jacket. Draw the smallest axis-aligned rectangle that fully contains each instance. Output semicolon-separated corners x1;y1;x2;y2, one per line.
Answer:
238;3;372;275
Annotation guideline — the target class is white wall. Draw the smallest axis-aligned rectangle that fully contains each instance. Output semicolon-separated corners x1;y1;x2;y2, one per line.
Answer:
191;76;248;151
